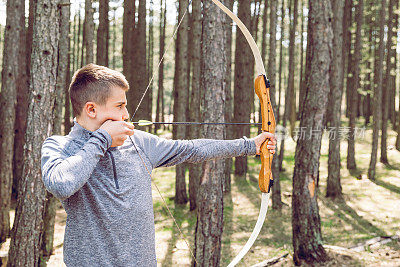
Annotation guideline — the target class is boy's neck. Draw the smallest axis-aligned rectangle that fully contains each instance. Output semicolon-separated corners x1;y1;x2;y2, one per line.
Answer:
76;116;100;132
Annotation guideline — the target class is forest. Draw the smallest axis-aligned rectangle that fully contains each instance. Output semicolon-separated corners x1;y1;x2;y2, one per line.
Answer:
0;0;399;266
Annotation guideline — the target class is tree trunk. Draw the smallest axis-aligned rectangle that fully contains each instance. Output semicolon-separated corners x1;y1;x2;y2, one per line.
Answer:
155;0;166;132
40;1;70;260
277;0;286;127
233;0;252;176
381;0;395;164
299;0;312;119
111;7;117;69
7;0;60;265
346;0;358;170
388;0;398;127
97;0;109;66
173;0;189;205
76;6;82;69
64;12;73;134
343;0;352;118
65;12;75;134
368;0;386;180
326;0;345;199
148;0;154;127
224;0;234;193
188;0;202;210
288;0;298;138
298;0;305;121
130;0;148;120
249;0;261;118
0;0;26;243
266;0;282;210
194;1;226;264
84;0;94;64
395;2;400;150
123;0;135;85
363;2;374;126
261;0;269;72
259;0;269;132
12;0;32;203
278;0;288;172
64;51;72;134
292;0;332;264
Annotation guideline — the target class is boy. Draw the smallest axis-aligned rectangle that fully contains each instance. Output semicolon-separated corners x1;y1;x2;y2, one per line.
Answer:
41;64;276;266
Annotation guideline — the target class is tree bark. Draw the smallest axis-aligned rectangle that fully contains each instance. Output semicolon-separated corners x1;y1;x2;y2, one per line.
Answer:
188;0;202;210
249;0;261;117
7;0;60;265
130;0;148;120
326;0;345;199
123;0;135;88
194;1;226;264
395;2;400;150
97;0;109;66
41;1;70;260
111;7;117;69
266;0;282;210
233;0;252;176
277;0;286;127
0;0;26;243
173;0;190;205
76;5;82;68
368;0;386;180
278;0;288;172
363;1;374;127
346;0;358;170
12;0;32;203
260;0;269;131
288;0;298;137
388;0;398;127
155;0;167;132
292;0;332;264
84;0;94;64
381;0;395;164
223;0;234;193
147;0;154;125
298;0;305;121
343;0;353;118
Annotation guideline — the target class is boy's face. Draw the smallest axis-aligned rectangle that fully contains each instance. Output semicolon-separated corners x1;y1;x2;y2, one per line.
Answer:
92;86;130;125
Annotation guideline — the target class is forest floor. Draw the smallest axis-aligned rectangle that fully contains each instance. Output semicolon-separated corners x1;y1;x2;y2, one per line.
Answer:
1;122;400;266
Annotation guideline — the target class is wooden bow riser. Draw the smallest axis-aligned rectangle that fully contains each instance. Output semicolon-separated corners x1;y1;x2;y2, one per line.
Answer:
255;75;276;193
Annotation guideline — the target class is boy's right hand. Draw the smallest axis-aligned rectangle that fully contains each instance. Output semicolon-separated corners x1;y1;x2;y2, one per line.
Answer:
100;120;135;147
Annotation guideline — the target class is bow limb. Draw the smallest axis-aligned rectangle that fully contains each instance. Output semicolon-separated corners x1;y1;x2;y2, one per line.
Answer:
209;0;276;266
210;0;266;76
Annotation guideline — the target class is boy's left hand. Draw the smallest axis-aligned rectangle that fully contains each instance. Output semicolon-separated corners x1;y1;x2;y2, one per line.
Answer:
252;132;276;155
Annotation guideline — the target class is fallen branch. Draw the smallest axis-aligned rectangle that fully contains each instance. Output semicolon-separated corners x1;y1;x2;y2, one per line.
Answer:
251;253;289;267
349;235;399;252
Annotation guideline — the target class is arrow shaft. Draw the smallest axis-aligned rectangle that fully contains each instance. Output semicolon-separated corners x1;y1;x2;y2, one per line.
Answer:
132;121;262;126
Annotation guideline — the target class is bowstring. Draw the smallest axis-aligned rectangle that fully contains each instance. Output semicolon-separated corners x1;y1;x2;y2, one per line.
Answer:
128;138;198;265
128;0;198;264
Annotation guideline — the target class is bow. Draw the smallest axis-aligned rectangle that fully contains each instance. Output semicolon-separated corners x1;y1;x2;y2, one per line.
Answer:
209;0;276;266
129;0;276;265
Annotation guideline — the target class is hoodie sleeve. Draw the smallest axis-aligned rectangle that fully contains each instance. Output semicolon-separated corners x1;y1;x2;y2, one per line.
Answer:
133;131;257;168
41;129;112;200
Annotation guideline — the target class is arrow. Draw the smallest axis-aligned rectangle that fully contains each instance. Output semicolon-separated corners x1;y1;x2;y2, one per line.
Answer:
130;120;262;127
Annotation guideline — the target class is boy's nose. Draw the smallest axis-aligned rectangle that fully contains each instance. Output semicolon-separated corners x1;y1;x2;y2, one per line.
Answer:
122;107;130;121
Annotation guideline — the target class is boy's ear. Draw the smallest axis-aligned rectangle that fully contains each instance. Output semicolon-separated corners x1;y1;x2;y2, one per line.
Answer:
84;102;97;118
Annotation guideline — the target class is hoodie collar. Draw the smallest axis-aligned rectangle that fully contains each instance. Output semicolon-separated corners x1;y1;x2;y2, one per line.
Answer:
69;120;95;141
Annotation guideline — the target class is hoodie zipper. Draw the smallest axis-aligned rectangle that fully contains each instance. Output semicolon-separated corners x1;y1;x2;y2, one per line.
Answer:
107;151;119;190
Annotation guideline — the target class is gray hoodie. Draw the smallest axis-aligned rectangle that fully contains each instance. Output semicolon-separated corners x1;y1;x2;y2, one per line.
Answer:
41;122;256;266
